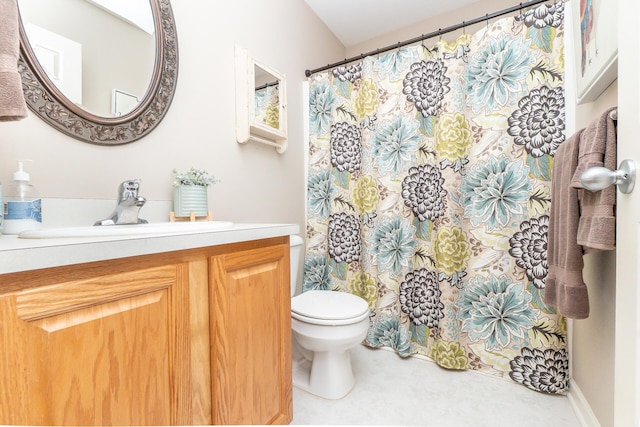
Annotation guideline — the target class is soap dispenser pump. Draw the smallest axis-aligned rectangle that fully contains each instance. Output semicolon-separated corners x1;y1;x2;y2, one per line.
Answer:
3;160;42;235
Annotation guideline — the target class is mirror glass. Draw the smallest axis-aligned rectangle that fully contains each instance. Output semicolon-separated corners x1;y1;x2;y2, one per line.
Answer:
254;65;280;131
18;0;155;117
17;0;178;145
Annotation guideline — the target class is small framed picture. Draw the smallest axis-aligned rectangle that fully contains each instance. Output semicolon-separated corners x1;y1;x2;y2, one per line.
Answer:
572;0;618;104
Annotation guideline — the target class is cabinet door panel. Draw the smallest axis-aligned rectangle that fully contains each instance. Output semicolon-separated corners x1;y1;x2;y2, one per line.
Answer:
0;264;192;426
210;243;292;425
31;290;171;426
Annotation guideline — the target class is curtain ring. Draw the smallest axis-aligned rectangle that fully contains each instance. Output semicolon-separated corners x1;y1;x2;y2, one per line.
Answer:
438;28;442;41
462;21;466;35
519;2;524;19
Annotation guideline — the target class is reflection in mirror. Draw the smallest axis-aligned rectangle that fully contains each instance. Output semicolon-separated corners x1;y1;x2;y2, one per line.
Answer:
112;89;140;116
18;0;155;117
17;0;178;145
235;46;287;153
254;67;279;130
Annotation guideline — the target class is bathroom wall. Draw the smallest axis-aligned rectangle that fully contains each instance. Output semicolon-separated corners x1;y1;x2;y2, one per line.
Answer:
565;6;618;425
572;83;617;427
345;0;518;58
0;0;345;229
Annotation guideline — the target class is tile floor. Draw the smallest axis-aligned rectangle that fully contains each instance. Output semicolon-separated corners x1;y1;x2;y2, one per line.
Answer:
291;345;582;426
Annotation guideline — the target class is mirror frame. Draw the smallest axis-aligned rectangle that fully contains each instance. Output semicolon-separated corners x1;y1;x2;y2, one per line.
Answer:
17;0;178;146
235;45;287;153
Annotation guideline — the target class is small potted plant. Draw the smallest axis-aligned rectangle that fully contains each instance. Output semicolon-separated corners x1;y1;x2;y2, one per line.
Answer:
172;167;219;217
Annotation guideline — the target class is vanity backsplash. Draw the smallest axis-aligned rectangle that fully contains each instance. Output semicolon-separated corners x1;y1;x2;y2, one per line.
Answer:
36;198;174;229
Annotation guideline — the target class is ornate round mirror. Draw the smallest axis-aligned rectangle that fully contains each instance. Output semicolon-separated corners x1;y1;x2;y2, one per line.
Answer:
17;0;178;145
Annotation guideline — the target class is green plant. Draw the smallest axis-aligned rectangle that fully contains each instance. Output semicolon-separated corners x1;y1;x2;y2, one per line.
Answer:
172;167;219;187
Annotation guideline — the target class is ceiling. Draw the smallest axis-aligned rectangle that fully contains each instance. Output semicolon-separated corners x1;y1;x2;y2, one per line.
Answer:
85;0;154;34
304;0;481;47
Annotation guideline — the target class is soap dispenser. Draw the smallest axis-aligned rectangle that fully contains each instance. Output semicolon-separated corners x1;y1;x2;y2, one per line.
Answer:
3;160;42;235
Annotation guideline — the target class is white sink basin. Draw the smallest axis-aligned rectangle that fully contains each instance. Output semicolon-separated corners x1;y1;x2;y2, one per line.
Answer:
18;221;234;239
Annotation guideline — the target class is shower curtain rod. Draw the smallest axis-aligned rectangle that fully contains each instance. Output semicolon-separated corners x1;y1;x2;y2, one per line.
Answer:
255;80;279;91
305;0;550;77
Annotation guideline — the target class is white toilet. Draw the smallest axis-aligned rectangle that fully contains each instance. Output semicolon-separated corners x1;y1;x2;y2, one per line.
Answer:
289;235;370;400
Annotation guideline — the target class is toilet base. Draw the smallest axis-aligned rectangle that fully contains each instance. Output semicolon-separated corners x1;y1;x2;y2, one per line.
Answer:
292;348;356;400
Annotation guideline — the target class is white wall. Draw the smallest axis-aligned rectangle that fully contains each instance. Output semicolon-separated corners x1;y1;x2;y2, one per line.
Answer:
572;82;617;427
0;0;344;230
346;0;518;58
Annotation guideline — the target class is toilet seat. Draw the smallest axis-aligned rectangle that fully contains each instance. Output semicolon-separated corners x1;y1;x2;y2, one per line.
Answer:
291;290;370;326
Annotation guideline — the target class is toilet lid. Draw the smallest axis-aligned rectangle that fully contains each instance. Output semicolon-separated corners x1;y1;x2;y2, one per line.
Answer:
291;290;369;321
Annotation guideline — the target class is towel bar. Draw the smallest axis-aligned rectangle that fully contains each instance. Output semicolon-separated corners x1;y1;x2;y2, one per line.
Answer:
580;159;636;194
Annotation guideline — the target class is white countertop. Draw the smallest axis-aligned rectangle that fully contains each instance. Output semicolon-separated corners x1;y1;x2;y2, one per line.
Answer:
0;223;300;275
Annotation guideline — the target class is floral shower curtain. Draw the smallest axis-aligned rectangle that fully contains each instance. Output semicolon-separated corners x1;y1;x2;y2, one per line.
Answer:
255;84;280;129
305;3;569;394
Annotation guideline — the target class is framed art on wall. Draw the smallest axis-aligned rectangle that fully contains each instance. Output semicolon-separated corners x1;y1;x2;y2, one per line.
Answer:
572;0;618;104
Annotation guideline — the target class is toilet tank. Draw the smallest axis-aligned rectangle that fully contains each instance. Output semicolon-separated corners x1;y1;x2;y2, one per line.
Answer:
289;235;304;295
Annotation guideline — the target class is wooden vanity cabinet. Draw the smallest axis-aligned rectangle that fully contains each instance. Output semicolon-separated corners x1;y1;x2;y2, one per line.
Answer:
0;236;292;426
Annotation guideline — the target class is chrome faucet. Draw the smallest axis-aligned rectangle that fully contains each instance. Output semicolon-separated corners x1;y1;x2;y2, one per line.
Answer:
95;179;148;226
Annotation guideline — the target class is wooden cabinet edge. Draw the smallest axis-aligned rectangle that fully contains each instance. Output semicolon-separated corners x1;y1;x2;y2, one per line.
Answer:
0;237;289;293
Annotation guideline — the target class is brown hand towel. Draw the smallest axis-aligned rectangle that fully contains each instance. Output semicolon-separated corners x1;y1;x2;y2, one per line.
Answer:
545;129;590;319
570;107;617;251
0;0;28;121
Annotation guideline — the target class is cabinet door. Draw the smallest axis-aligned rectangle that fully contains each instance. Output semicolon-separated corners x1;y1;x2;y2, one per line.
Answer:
0;264;192;426
210;242;292;425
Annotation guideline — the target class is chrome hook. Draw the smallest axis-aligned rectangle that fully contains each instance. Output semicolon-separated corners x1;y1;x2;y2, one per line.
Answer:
519;2;524;20
580;159;636;194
